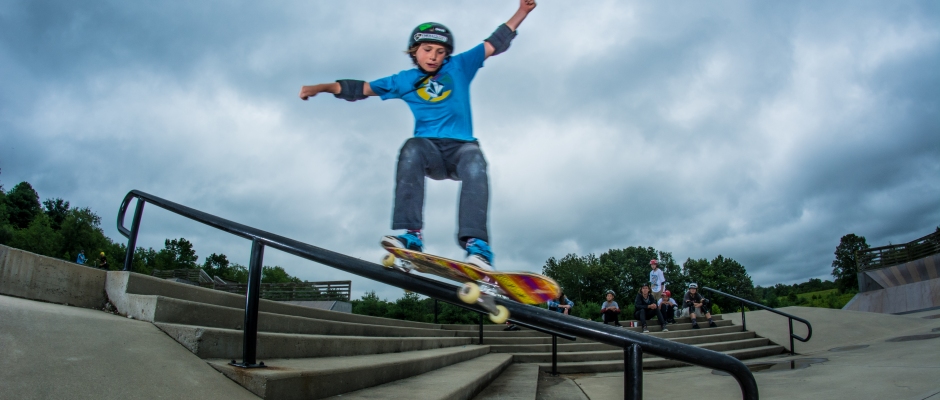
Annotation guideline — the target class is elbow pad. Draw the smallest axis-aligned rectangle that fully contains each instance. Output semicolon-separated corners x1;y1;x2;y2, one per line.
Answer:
335;79;368;102
485;23;517;56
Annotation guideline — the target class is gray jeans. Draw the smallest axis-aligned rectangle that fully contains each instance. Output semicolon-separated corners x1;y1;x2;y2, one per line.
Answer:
392;138;489;246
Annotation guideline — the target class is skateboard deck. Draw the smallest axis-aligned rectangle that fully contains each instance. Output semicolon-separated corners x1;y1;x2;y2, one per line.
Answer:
382;246;561;305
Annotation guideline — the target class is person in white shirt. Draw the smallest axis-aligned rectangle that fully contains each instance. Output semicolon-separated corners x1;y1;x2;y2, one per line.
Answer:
649;259;666;303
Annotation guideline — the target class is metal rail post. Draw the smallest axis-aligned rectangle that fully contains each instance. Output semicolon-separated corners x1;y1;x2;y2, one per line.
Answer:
789;319;795;355
479;313;484;345
551;335;558;376
624;343;643;400
741;301;747;331
122;199;145;271
232;239;266;368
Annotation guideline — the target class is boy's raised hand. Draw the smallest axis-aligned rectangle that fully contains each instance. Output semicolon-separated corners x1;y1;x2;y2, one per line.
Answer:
520;0;536;13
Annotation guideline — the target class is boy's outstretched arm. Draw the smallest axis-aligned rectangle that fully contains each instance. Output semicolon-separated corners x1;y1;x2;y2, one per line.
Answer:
299;81;376;101
484;0;537;58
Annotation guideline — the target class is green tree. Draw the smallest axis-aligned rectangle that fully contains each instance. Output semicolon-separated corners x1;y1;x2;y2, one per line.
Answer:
58;207;109;261
831;233;869;292
42;198;70;230
9;213;60;257
353;291;389;317
682;255;755;312
262;265;302;283
154;238;199;270
5;182;42;229
203;253;231;278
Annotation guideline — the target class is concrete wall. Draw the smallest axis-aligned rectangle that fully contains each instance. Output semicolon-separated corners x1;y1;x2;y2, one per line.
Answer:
843;277;940;314
0;244;108;309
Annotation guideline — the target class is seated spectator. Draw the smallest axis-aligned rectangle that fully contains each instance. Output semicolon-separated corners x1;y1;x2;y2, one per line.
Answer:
633;284;668;333
684;283;718;329
548;291;574;315
76;249;86;265
657;290;678;324
600;289;621;326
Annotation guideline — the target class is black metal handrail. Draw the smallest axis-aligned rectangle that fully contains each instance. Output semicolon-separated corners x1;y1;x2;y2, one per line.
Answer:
701;287;812;355
117;190;759;400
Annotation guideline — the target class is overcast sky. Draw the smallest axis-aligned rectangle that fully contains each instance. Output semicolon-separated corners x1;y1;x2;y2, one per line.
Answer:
2;1;938;301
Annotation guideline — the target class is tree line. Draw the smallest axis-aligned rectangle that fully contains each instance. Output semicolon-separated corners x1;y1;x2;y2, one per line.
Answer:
0;176;301;284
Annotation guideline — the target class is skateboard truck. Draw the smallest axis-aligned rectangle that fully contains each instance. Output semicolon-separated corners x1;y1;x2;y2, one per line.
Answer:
458;282;510;324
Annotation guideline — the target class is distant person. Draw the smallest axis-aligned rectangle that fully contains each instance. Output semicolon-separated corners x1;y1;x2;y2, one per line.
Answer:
649;259;665;302
76;250;86;265
634;284;668;333
98;252;109;270
548;291;574;315
684;283;717;329
600;289;622;326
657;290;678;324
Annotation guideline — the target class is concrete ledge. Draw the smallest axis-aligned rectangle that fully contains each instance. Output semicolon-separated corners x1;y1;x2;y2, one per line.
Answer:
844;277;940;314
725;306;940;354
208;346;492;399
156;323;472;359
0;245;107;309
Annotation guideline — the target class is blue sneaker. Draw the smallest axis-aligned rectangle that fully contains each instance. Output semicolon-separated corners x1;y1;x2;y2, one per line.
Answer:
465;238;494;271
382;231;423;252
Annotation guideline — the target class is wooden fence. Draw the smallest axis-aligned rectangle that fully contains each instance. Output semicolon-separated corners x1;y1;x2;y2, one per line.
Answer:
151;269;351;302
857;230;940;272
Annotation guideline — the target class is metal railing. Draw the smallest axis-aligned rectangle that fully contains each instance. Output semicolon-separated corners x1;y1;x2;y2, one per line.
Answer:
117;190;759;400
856;230;940;272
702;287;812;355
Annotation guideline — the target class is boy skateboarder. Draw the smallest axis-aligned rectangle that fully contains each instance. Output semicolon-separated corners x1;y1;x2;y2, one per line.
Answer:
299;0;538;270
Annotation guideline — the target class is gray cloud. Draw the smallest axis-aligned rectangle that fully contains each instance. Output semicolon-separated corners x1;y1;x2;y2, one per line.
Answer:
2;0;938;301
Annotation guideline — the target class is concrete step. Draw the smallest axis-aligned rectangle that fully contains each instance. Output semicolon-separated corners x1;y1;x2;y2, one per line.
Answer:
126;294;457;338
473;363;539;400
324;353;513;400
441;324;520;331
470;322;741;345
488;331;758;353
208;345;491;399
457;329;550;338
514;338;771;363
107;271;439;329
537;345;787;374
156;323;472;359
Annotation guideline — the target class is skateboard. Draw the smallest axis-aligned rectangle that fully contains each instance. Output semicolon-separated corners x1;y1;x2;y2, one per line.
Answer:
381;245;561;323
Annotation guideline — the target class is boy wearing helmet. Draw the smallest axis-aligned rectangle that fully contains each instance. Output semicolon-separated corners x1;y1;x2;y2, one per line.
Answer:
657;290;678;324
600;290;622;326
684;283;718;329
299;0;538;270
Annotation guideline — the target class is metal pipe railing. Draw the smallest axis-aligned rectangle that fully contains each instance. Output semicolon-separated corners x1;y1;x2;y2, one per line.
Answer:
117;190;759;400
701;287;813;355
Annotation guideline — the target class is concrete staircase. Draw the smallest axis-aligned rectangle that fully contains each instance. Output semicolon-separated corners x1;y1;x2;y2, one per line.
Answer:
102;271;786;399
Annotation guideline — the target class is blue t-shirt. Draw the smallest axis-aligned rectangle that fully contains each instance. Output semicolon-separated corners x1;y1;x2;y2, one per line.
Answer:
369;43;486;141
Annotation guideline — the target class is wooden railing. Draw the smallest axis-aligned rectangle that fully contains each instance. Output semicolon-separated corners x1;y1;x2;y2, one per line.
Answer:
857;230;940;272
151;269;350;301
214;280;351;302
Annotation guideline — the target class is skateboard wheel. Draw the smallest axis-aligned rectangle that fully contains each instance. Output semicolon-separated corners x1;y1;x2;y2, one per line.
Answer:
489;305;510;324
381;253;396;268
458;282;481;304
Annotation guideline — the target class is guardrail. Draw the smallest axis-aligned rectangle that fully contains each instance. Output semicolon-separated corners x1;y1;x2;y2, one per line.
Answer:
118;190;759;400
701;287;812;355
857;230;940;271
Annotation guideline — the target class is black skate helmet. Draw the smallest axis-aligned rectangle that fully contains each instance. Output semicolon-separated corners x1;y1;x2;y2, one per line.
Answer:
408;22;454;53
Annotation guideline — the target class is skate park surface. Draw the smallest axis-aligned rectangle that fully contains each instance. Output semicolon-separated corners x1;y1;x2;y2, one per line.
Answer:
555;307;940;399
3;244;940;399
